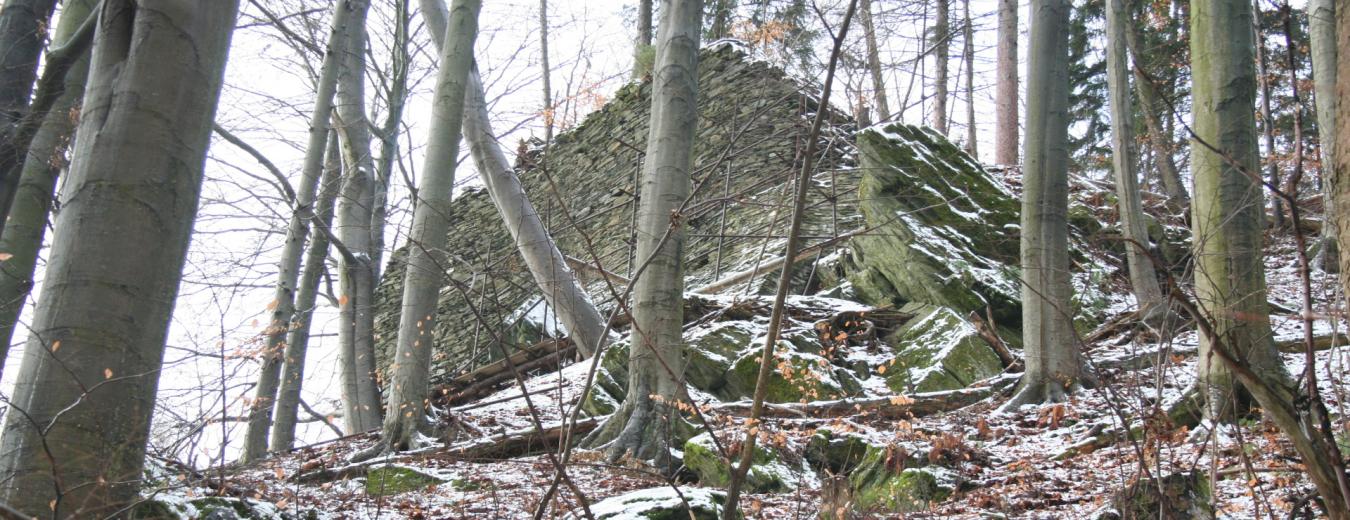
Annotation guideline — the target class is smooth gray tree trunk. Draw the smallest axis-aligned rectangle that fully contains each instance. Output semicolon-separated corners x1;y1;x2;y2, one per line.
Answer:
1123;16;1189;211
1005;0;1082;408
0;0;59;225
335;0;384;435
635;0;655;77
1310;0;1337;271
383;0;480;452
963;0;976;156
0;1;237;515
860;0;890;122
540;0;555;142
1190;0;1287;422
1104;0;1164;316
271;132;343;452
994;0;1018;165
932;0;949;134
242;0;359;462
0;0;96;377
585;0;702;470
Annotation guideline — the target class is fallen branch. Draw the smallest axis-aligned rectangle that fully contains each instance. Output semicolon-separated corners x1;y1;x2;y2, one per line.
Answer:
691;226;871;295
968;308;1021;370
711;387;992;419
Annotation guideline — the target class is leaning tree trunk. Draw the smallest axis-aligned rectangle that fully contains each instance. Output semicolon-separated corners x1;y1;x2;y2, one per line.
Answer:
1104;0;1165;316
242;0;358;462
1310;0;1337;271
271;132;343;452
860;0;890;122
932;0;949;135
1005;0;1082;409
584;0;702;471
1124;14;1189;211
335;0;384;435
382;0;480;452
0;0;96;377
0;0;59;228
994;0;1018;165
1253;0;1283;229
1191;0;1287;423
0;1;237;516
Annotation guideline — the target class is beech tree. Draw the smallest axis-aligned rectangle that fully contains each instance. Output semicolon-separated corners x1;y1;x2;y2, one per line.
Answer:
1006;0;1083;408
1310;0;1337;269
1190;0;1286;422
932;0;950;135
1123;9;1190;212
860;0;890;122
0;0;59;227
585;0;702;468
0;1;238;515
994;0;1018;165
1104;0;1165;317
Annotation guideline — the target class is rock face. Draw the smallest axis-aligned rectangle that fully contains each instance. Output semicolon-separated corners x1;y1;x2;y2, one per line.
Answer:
884;303;1005;393
682;432;807;493
845;123;1021;326
1111;472;1214;520
373;42;857;383
805;428;961;515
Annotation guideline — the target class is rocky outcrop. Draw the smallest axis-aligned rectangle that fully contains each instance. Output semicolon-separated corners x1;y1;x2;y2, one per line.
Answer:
883;303;1005;393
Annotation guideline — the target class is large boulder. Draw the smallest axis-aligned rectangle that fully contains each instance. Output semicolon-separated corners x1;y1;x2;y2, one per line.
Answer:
722;343;859;402
682;432;806;493
846;124;1021;326
883;303;1005;393
805;428;959;515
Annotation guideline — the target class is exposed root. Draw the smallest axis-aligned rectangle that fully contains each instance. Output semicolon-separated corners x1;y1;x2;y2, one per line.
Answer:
583;397;675;472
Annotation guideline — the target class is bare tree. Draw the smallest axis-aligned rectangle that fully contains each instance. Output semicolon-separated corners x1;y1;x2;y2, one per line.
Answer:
0;1;238;515
1104;0;1164;316
932;0;949;134
585;0;702;469
0;0;96;375
994;0;1018;165
242;0;362;462
962;0;976;155
635;0;655;77
1310;0;1337;270
860;0;890;122
1123;6;1188;210
1005;0;1083;408
1253;0;1283;228
0;0;59;227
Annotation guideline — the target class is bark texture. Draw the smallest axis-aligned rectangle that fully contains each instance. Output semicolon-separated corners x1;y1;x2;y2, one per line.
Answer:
243;0;359;462
0;0;96;376
932;0;950;135
994;0;1019;165
1310;0;1337;270
335;0;384;435
0;1;237;515
383;0;480;452
0;0;59;219
1007;0;1081;408
585;0;703;470
1190;0;1286;422
1104;0;1164;315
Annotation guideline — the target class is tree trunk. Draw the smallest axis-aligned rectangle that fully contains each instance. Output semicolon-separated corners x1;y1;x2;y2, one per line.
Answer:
383;0;480;452
1310;0;1337;271
860;0;890;122
584;0;702;470
1104;0;1164;316
540;0;555;143
1123;14;1189;211
932;0;949;134
1253;0;1283;229
0;0;59;227
709;0;734;39
1191;0;1286;422
243;0;359;462
335;0;384;435
1005;0;1081;408
271;132;343;452
463;67;609;360
634;0;655;77
962;0;976;156
0;0;96;377
994;0;1018;165
0;1;237;515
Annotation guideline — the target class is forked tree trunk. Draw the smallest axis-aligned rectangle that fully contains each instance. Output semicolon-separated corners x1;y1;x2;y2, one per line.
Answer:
382;0;480;452
0;1;237;515
0;0;59;227
1190;0;1287;422
271;132;343;452
1104;0;1165;316
860;0;890;122
584;0;702;470
335;0;384;434
932;0;949;134
1310;0;1337;271
0;0;96;377
1005;0;1082;409
243;0;360;462
994;0;1018;165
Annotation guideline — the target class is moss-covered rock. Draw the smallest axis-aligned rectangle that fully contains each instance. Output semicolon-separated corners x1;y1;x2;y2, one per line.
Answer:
683;322;755;392
585;487;739;520
1111;471;1213;520
846;123;1021;326
129;496;312;520
883;304;1005;393
722;345;850;402
365;465;446;496
682;432;802;493
804;428;873;473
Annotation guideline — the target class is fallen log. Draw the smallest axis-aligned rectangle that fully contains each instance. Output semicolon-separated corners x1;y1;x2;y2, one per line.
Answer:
691;227;870;295
437;342;576;406
711;387;993;419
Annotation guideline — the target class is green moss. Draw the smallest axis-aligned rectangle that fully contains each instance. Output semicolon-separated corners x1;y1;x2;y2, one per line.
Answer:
852;465;956;513
682;433;796;493
365;465;445;496
804;428;872;473
722;346;847;402
884;305;1004;393
129;499;188;519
